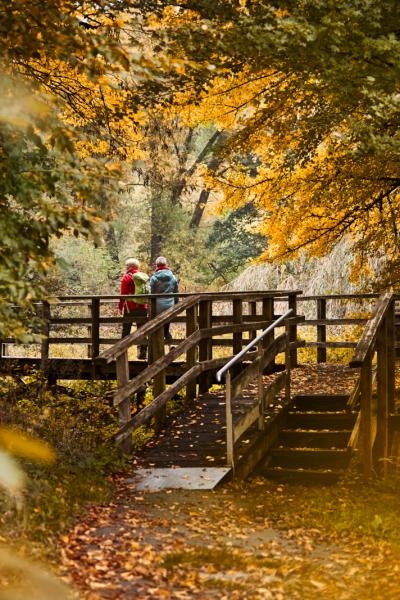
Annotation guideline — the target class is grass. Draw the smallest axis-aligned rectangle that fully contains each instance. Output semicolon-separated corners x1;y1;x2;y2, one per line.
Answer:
0;375;129;559
240;470;400;546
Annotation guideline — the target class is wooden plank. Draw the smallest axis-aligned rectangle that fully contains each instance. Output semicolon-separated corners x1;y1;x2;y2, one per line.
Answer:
114;365;202;443
375;319;388;475
231;358;261;400
347;411;361;451
360;352;373;475
90;298;100;359
285;325;291;402
260;334;287;372
387;299;395;413
198;299;212;393
151;327;166;432
40;301;51;377
186;305;197;402
50;317;92;325
288;293;298;367
307;341;358;348
232;299;243;356
298;293;379;301
113;330;202;406
233;403;259;442
262;298;274;353
347;376;361;410
249;301;257;341
263;372;286;407
50;290;302;302
116;352;131;453
225;371;234;468
317;298;327;364
299;318;368;326
257;342;265;431
350;291;393;367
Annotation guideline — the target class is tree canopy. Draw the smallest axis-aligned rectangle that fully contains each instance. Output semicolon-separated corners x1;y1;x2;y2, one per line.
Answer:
135;0;400;287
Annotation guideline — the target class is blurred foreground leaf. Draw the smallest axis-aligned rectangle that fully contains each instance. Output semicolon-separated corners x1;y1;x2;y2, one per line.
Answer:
0;428;55;464
0;450;25;495
0;547;69;599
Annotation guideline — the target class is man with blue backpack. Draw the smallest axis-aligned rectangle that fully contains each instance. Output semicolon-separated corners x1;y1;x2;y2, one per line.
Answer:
149;256;179;344
119;258;149;359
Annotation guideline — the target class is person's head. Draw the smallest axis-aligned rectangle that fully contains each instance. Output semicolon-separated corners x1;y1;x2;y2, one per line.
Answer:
155;256;167;267
125;258;140;271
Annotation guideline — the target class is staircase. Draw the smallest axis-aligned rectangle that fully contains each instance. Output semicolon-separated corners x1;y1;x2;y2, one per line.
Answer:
260;394;357;484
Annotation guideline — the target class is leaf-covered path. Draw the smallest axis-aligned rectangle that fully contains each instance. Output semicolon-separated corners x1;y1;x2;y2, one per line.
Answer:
60;366;400;599
61;478;400;599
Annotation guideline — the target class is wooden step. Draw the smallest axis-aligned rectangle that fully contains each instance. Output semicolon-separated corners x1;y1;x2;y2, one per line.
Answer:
286;412;356;430
261;466;344;484
293;394;349;411
279;429;351;448
270;448;350;469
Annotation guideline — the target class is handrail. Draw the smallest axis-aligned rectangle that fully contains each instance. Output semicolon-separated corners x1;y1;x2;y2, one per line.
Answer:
98;295;201;363
349;291;393;368
49;290;302;302
216;308;293;382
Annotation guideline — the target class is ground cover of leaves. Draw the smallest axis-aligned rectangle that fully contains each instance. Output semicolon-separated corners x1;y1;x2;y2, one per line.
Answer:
60;364;400;599
61;476;400;600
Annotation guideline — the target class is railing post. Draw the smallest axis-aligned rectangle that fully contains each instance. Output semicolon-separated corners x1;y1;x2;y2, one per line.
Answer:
232;299;243;355
185;304;197;402
317;298;327;364
40;300;50;380
376;317;388;476
360;350;374;476
288;293;298;367
387;299;395;414
90;298;100;357
148;298;158;364
249;301;257;342
225;370;234;469
262;296;274;373
198;299;212;393
257;341;265;431
116;352;131;453
285;320;291;402
151;327;166;433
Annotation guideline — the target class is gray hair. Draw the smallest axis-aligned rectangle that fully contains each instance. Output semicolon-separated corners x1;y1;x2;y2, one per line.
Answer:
155;256;167;266
125;258;140;269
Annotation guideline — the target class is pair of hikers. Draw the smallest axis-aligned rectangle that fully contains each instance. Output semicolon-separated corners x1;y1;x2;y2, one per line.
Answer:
118;256;179;359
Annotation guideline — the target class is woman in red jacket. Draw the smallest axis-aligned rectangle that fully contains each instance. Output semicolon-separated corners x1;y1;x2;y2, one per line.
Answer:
119;258;149;359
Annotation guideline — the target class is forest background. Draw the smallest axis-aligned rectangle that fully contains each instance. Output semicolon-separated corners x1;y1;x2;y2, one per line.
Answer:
0;1;399;594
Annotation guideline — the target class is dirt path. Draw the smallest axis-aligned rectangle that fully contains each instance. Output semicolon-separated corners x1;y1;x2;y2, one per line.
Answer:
61;477;400;600
60;365;400;599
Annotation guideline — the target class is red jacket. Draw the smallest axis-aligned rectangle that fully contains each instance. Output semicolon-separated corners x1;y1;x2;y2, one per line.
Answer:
119;267;148;312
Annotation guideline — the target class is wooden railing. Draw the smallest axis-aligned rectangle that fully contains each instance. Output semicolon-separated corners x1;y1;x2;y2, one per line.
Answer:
0;291;301;362
216;310;304;470
1;292;383;368
95;291;301;452
349;291;396;476
297;293;379;361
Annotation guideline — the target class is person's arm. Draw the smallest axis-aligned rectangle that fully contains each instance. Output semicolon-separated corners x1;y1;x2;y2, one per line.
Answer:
149;274;157;294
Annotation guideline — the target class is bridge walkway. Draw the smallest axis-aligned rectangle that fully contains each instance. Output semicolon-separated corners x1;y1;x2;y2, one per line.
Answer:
1;290;399;482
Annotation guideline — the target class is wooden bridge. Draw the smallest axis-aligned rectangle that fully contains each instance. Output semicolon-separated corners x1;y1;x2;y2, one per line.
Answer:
1;290;399;483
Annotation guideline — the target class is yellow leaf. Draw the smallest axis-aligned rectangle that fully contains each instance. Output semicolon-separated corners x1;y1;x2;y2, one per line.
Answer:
0;427;56;463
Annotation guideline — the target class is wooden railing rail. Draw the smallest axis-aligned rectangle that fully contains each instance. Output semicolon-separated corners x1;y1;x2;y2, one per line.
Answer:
349;291;396;476
216;310;298;469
